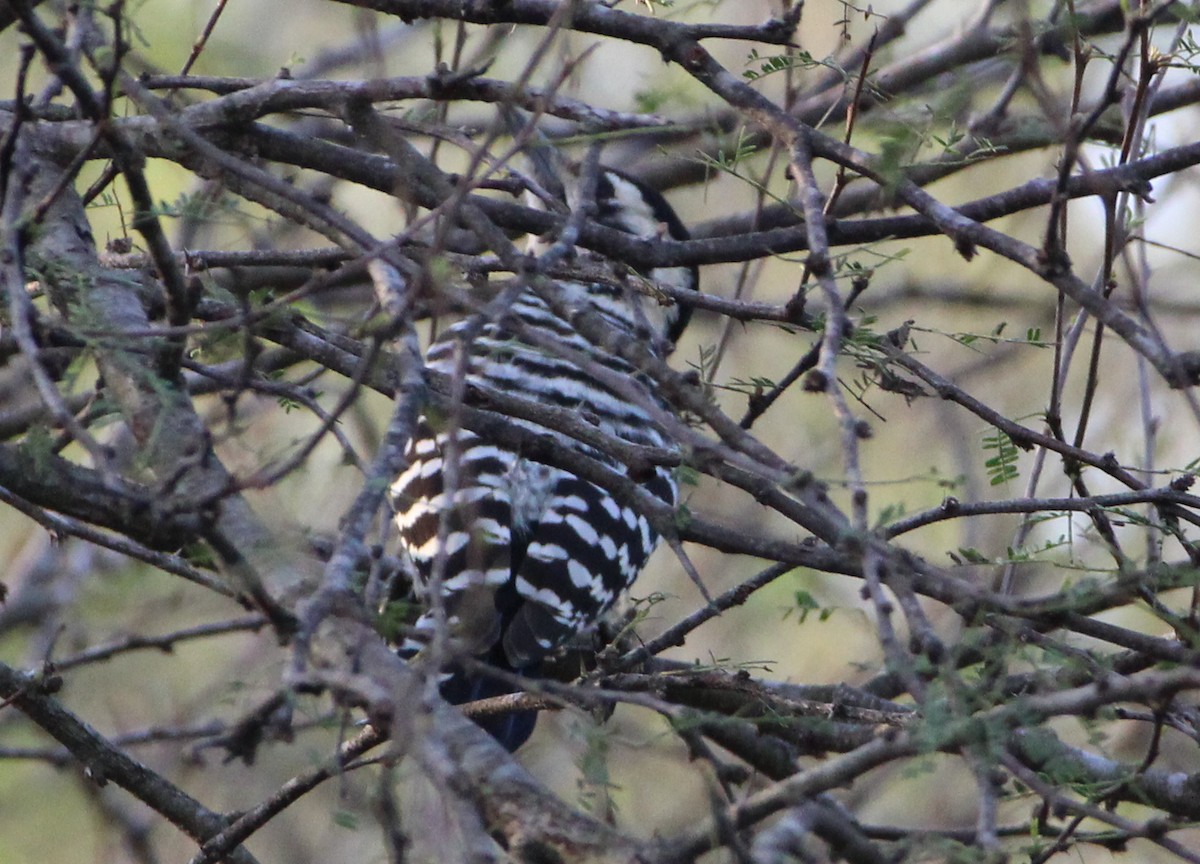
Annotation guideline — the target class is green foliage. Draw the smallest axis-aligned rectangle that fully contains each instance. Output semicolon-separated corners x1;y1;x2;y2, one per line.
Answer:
951;546;990;565
949;533;1071;567
277;393;304;414
674;462;700;487
1172;21;1200;70
190;316;245;363
874;124;923;190
789;589;833;623
720;374;778;398
912;834;1004;864
981;429;1020;486
914;321;1050;350
180;542;217;569
375;600;418;643
632;79;693;116
742;48;831;82
1002;534;1072;565
706;126;757;172
145;191;244;225
873;501;906;528
575;724;619;820
19;425;54;475
693;127;789;207
633;87;670;114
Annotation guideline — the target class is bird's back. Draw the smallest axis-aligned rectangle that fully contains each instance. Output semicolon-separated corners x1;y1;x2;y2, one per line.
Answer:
389;168;696;748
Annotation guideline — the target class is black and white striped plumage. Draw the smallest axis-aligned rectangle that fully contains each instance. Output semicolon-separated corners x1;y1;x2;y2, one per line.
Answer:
390;169;696;748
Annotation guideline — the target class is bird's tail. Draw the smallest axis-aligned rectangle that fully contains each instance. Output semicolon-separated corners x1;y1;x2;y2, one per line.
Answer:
439;661;539;752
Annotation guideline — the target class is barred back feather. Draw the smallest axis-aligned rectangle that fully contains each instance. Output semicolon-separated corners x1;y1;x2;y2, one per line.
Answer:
390;169;696;748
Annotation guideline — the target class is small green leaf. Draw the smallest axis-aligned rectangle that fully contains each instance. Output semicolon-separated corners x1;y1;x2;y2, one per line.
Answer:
956;547;990;565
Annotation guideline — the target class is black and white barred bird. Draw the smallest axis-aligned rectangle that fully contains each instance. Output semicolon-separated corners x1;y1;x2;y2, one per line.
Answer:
390;169;697;749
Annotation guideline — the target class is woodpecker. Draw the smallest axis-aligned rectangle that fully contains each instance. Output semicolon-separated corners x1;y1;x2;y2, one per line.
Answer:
390;168;697;748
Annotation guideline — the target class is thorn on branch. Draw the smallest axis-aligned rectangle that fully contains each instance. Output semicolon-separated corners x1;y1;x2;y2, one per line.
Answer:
782;468;815;493
426;61;490;97
784;290;806;324
762;9;803;45
884;321;911;348
1170;475;1195;493
1035;244;1072;277
1008;431;1035;452
38;668;64;696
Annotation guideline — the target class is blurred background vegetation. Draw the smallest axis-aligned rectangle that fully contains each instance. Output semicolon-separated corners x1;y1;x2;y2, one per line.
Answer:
4;1;1200;862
